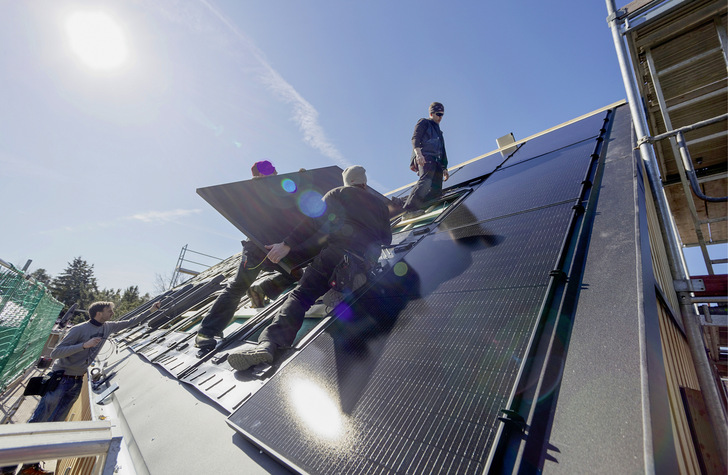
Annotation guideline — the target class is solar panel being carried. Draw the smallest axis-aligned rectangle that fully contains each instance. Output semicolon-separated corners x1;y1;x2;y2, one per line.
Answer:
227;111;611;474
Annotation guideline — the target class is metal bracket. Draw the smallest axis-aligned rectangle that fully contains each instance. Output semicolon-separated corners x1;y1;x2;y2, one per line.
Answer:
674;279;705;292
497;409;527;432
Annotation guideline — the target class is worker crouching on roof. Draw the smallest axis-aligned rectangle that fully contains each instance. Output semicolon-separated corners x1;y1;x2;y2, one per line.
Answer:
227;165;392;371
194;160;299;349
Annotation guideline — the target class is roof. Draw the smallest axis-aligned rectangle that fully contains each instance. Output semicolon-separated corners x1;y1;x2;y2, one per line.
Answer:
92;101;679;474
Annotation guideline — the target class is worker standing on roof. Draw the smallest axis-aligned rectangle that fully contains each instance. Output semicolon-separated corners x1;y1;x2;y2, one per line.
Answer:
2;300;161;475
194;160;299;349
227;165;392;371
402;102;449;218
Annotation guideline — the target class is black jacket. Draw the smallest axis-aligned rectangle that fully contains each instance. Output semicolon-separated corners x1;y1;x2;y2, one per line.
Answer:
284;185;392;260
412;118;447;168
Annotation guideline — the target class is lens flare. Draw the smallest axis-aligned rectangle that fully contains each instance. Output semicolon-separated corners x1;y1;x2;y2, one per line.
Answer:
334;302;354;321
298;190;326;217
281;178;297;193
393;262;408;276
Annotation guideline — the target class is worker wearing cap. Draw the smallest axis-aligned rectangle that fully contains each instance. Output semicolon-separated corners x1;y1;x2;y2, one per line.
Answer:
227;165;392;370
403;102;449;216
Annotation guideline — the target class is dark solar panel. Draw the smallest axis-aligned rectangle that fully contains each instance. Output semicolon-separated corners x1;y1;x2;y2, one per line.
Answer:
196;166;343;272
227;115;602;473
444;152;506;189
228;202;576;474
441;111;605;191
440;138;595;225
502;111;607;169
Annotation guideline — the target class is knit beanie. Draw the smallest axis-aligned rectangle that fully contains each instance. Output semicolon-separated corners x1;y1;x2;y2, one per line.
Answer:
342;165;367;186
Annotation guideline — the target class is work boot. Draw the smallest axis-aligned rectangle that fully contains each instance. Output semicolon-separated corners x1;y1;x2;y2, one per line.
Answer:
18;463;52;475
228;342;275;371
194;332;216;348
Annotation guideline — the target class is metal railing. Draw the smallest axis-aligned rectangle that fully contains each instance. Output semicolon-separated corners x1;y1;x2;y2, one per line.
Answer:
0;420;122;475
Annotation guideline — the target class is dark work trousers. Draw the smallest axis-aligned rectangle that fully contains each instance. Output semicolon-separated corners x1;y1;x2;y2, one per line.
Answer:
404;159;444;210
259;246;345;349
28;375;84;422
0;375;83;472
199;241;288;337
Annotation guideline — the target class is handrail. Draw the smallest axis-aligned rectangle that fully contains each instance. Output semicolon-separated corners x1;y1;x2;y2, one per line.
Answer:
0;420;122;475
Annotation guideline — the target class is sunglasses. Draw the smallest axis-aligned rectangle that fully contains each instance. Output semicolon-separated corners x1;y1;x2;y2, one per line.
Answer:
435;112;444;117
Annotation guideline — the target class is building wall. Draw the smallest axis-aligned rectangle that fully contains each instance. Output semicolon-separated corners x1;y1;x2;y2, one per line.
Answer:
644;163;705;474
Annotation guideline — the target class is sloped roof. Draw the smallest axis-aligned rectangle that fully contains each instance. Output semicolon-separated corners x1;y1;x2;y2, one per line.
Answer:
97;101;677;474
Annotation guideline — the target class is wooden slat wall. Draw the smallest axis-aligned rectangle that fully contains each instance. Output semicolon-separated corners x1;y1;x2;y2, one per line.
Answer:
643;162;704;473
657;303;703;475
57;377;98;475
643;162;681;312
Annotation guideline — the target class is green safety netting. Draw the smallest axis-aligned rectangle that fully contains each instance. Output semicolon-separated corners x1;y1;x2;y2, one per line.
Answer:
0;265;63;393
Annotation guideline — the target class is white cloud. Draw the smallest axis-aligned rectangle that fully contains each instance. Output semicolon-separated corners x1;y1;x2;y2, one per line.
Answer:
130;209;202;223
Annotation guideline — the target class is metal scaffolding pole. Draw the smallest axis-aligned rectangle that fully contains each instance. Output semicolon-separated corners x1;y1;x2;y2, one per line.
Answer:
606;0;728;467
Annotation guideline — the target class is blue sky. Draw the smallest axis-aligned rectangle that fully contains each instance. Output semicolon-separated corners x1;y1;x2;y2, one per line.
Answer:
1;0;666;295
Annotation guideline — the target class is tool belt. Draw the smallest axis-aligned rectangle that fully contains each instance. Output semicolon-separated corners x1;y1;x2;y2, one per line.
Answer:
23;370;65;397
329;251;368;294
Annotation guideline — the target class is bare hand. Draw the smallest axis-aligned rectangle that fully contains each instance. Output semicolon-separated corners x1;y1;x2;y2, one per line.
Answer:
443;169;449;181
265;242;291;264
152;301;161;311
83;337;102;349
417;155;426;168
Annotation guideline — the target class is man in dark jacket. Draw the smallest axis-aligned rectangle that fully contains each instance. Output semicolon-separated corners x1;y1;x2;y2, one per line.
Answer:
228;165;392;371
403;102;449;216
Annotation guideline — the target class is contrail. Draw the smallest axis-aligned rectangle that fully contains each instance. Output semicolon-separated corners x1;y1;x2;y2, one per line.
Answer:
198;0;350;169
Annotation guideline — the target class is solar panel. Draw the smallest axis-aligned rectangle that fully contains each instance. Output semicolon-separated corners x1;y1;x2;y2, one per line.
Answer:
441;138;595;225
196;166;344;272
228;203;576;474
445;152;506;189
443;111;606;190
227;115;602;473
502;111;607;169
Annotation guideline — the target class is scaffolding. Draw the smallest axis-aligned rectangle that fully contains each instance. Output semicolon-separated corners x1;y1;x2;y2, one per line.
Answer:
607;0;728;466
168;245;223;290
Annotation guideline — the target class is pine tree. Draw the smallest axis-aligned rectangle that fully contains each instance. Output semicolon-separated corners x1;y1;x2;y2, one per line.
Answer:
50;257;98;314
29;268;52;286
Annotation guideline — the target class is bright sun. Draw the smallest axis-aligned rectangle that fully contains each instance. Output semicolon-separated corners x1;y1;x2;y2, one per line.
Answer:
66;11;128;70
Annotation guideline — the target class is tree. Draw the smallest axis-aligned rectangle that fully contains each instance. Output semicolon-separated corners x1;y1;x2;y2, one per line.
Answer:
50;257;98;316
116;286;148;317
88;286;151;320
29;268;52;286
153;272;173;295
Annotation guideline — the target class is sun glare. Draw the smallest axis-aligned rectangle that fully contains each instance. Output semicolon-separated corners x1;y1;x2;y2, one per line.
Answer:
66;11;128;70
